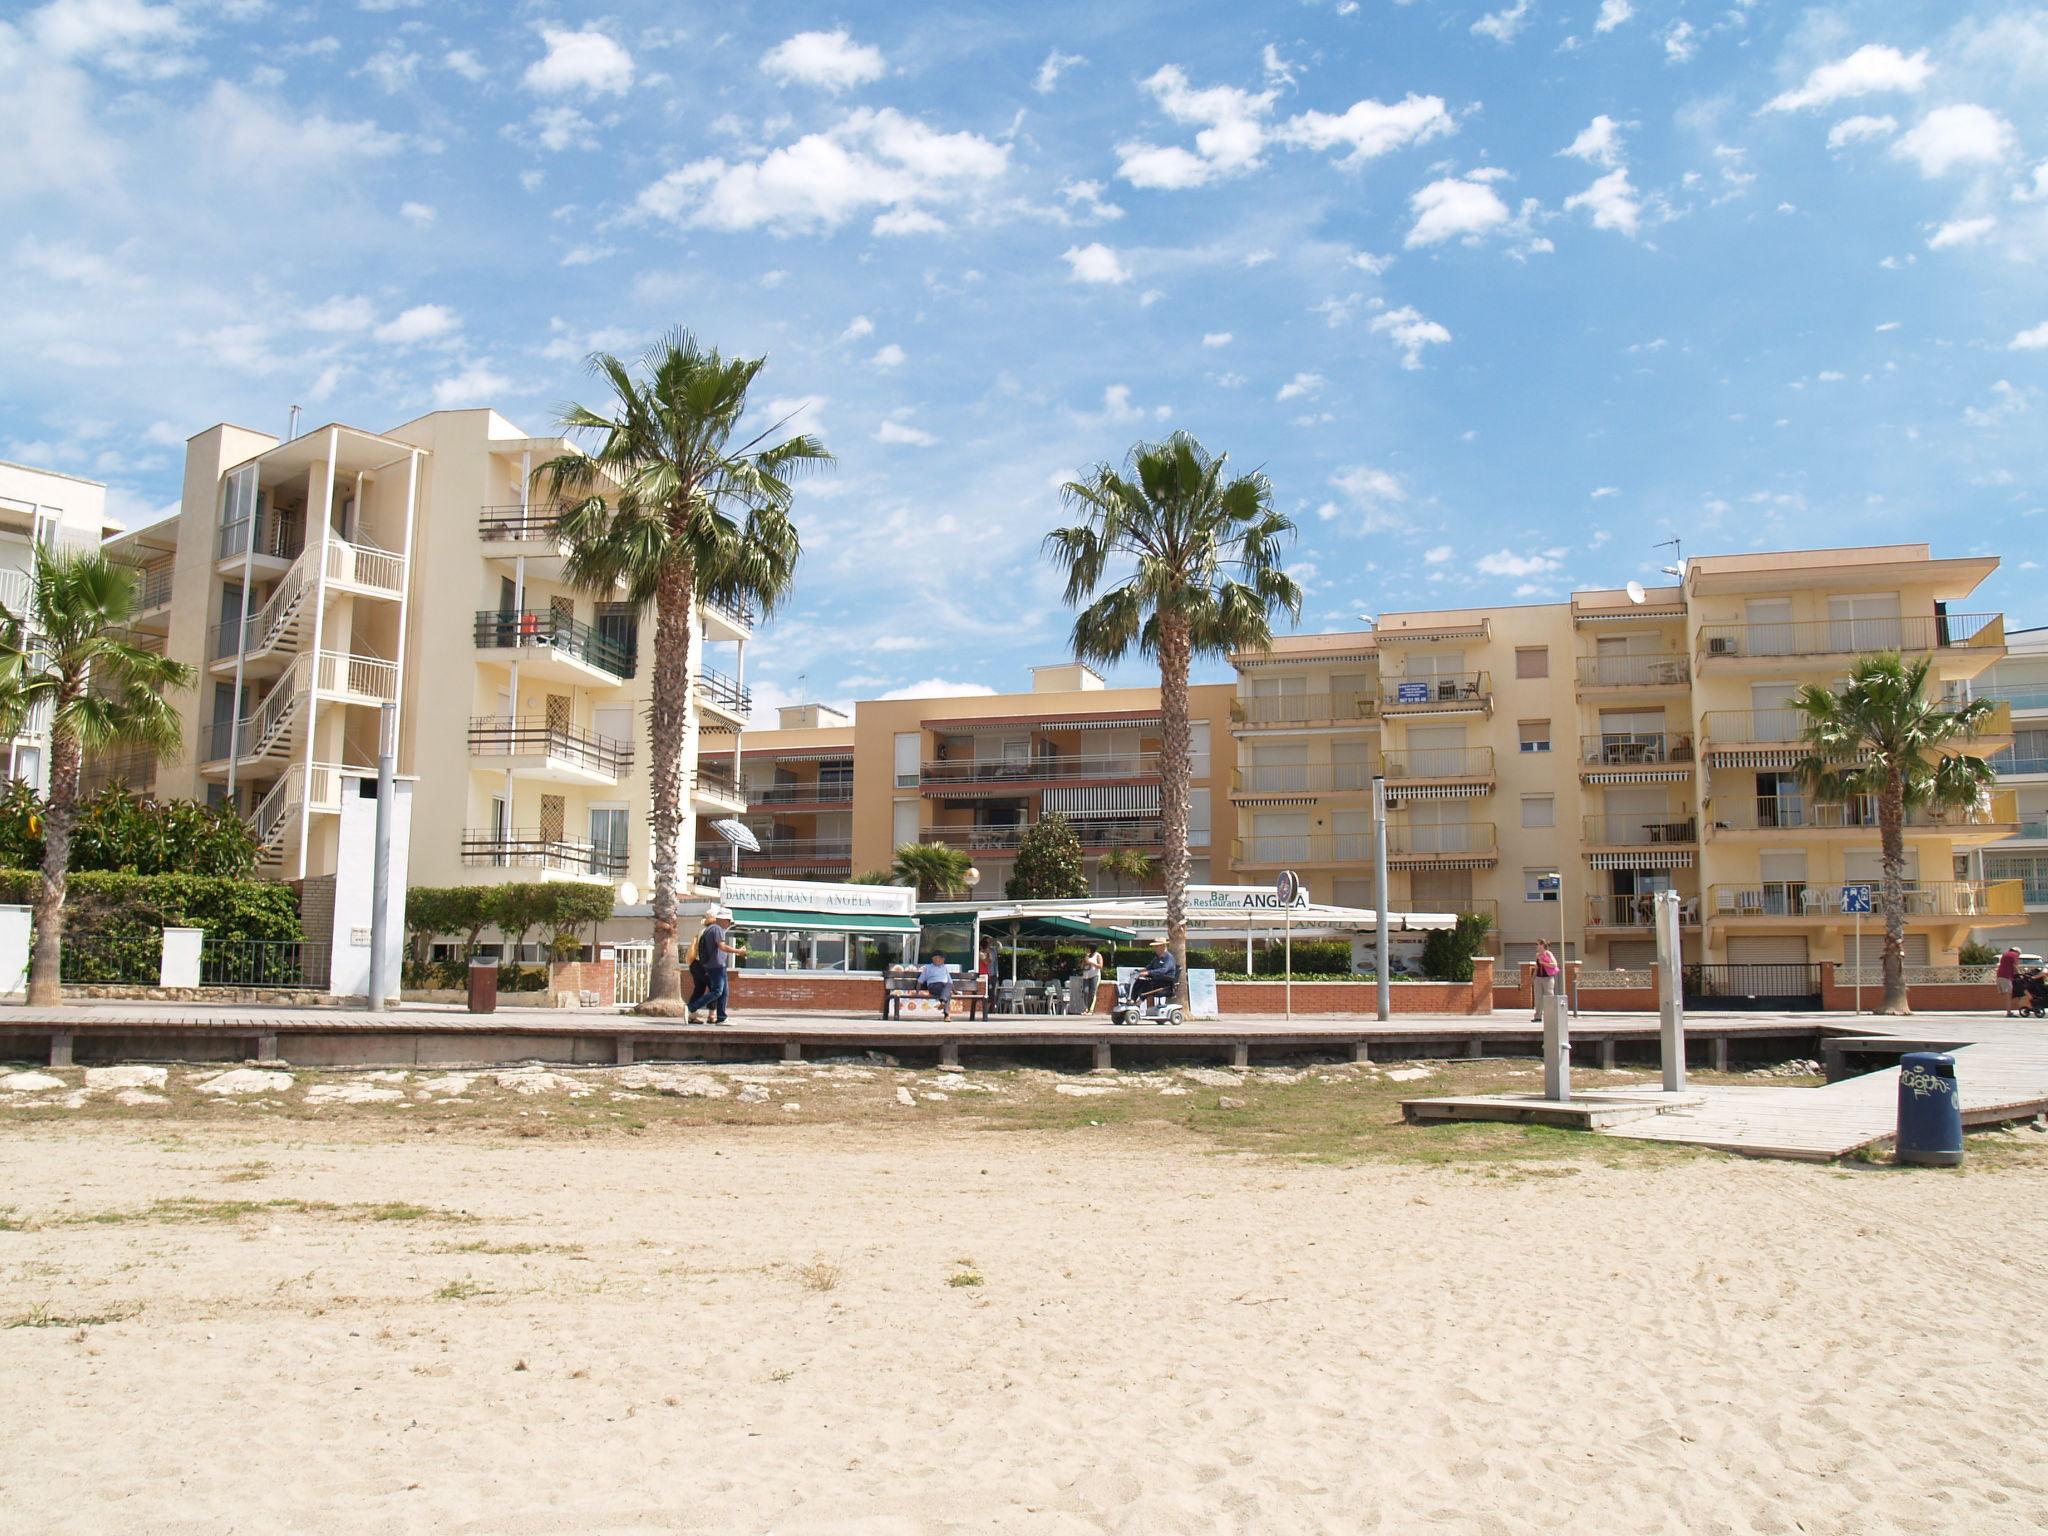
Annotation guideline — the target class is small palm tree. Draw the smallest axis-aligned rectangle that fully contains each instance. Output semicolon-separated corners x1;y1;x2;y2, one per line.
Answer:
537;331;831;1013
1790;652;1998;1016
1100;846;1157;895
892;841;973;899
0;553;194;1004
1047;433;1301;996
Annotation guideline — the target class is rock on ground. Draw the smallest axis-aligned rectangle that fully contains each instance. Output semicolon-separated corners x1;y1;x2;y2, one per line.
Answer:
493;1069;591;1098
194;1069;293;1096
1181;1068;1243;1087
2;1072;67;1093
1055;1083;1119;1097
306;1083;405;1105
1382;1066;1434;1082
113;1089;167;1107
86;1066;168;1090
895;1087;916;1107
736;1085;772;1104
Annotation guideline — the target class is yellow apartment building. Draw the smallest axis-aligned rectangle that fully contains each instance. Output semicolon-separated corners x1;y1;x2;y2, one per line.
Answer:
1971;625;2048;955
96;410;750;903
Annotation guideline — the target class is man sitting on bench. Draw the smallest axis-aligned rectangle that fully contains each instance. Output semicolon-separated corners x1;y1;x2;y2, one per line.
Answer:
1129;938;1179;1009
917;952;956;1020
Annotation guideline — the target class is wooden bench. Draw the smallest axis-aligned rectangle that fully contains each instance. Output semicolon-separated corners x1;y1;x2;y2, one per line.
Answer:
881;973;988;1021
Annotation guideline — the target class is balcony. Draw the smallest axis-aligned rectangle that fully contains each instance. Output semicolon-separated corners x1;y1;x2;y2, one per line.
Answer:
477;505;568;569
1231;762;1372;798
1706;790;2018;840
474;609;633;685
737;837;853;870
0;566;29;617
696;668;752;723
751;780;855;807
1380;746;1495;791
1578;732;1696;783
1229;691;1377;729
1704;703;2011;760
1695;612;2002;666
462;830;624;879
1583;813;1698;848
1234;833;1368;867
1386;821;1497;866
468;716;632;785
81;748;158;796
133;560;174;617
1380;672;1491;715
1575;653;1689;691
701;595;754;642
692;761;748;813
1706;879;2023;923
1586;892;1703;930
920;752;1159;791
217;511;305;572
924;819;1164;853
1970;684;2048;713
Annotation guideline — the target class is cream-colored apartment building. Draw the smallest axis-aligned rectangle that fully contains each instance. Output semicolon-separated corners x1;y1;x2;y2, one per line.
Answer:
96;410;749;898
1973;625;2048;954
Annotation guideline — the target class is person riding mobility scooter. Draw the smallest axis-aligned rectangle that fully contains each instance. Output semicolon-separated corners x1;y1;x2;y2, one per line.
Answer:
1111;938;1186;1026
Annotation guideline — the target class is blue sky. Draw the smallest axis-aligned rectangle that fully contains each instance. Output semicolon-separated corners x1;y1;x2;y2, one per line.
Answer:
4;1;2046;716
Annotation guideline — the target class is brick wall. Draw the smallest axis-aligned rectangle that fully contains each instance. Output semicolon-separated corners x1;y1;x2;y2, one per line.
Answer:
1817;962;2004;1013
547;957;616;1006
728;972;887;1013
1214;957;1493;1016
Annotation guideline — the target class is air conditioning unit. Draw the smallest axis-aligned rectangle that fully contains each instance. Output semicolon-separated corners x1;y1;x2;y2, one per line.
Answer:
1706;637;1738;656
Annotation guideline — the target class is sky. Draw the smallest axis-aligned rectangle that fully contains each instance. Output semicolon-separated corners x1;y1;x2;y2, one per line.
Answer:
4;1;2047;722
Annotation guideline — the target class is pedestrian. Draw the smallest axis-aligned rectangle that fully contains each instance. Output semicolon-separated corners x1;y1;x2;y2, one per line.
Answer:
918;951;956;1021
688;908;746;1024
1531;941;1561;1022
1998;944;2024;1017
1080;945;1105;1013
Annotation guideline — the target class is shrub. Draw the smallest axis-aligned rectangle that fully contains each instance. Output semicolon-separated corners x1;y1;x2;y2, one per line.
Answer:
1005;814;1088;900
1957;940;1999;967
1421;912;1495;982
0;871;303;984
1253;939;1353;977
0;783;258;877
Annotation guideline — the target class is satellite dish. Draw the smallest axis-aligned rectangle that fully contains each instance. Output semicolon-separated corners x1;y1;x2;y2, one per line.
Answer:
1625;579;1647;605
616;880;640;906
712;819;760;853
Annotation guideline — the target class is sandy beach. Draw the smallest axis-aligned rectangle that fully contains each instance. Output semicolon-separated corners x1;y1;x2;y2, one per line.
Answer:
2;1058;2045;1534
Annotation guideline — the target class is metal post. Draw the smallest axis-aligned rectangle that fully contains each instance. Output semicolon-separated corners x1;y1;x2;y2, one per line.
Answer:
1372;774;1390;1022
368;702;397;1011
1854;909;1863;1016
1656;888;1686;1091
1543;990;1571;1102
298;428;338;881
1284;909;1293;1023
1559;866;1572;1017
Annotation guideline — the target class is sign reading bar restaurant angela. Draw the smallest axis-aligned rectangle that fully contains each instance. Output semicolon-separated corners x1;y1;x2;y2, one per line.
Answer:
716;877;917;917
1186;884;1312;912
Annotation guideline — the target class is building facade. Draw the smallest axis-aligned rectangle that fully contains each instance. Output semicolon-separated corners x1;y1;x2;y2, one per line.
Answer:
1976;625;2048;954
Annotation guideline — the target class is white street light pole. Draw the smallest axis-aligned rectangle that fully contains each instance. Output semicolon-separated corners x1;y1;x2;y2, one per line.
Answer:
1372;774;1390;1022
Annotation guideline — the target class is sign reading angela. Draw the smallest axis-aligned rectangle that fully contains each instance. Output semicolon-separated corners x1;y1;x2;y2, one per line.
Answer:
716;876;917;916
1186;883;1312;912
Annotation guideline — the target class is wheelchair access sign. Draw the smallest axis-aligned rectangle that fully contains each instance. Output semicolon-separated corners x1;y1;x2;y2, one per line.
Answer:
1840;883;1874;915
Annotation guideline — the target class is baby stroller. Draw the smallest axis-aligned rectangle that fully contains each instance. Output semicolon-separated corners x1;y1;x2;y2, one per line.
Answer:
2017;970;2048;1019
1109;976;1186;1027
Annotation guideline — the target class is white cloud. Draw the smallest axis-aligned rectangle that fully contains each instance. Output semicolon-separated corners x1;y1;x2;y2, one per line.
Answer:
192;82;402;176
1562;115;1624;168
29;0;190;75
1471;1;1531;44
1034;48;1086;94
523;25;634;97
1590;486;1619;499
1405;172;1510;247
399;200;436;225
636;108;1008;235
2011;322;2048;351
1275;94;1454;165
1094;384;1171;423
870;343;907;367
529;106;599;153
768;394;829;437
1663;22;1697;64
840;315;875;342
1928;216;1995;249
306;295;377;333
1063;242;1130;283
872;207;946;236
1764;44;1932;113
1276;371;1324;401
444;49;486;83
1423;544;1454;564
879;678;996;700
1594;0;1634;33
432;363;512;408
868;635;928;653
1324;466;1407;531
1369;305;1451;369
1875;320;1901;332
1891;105;2014;178
1827;114;1897;148
874;419;937;446
1477;548;1563;577
374;304;459;345
1564;167;1642;236
761;29;885;93
1057;178;1123;223
1964;379;2027;427
1202;331;1233;348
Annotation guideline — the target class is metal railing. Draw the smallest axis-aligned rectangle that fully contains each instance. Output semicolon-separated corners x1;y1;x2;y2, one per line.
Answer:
1707;791;2017;834
750;780;854;805
1229;691;1378;726
1381;672;1490;708
58;931;163;985
1969;684;2048;711
1386;821;1495;856
702;595;756;630
1586;892;1702;928
135;561;173;611
217;512;305;564
1575;654;1690;688
0;566;30;617
325;534;404;595
1380;747;1495;780
1696;612;2001;661
923;819;1164;852
80;749;157;795
2013;816;2048;840
1701;708;1806;745
693;761;744;800
461;830;627;877
1579;732;1696;767
468;717;632;779
201;939;332;990
1234;833;1370;865
1584;813;1697;846
317;649;398;702
740;838;853;863
920;752;1160;785
1706;879;2024;919
696;668;751;716
478;504;565;543
1683;963;1824;1002
1233;762;1374;794
2001;755;2048;777
473;609;634;679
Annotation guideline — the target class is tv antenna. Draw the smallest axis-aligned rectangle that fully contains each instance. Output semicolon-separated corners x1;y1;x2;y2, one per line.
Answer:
1655;537;1685;580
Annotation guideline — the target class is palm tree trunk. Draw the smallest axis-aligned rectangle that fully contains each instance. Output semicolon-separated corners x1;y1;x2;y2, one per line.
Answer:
1877;774;1910;1016
27;734;80;1007
641;561;694;1011
1156;614;1193;1002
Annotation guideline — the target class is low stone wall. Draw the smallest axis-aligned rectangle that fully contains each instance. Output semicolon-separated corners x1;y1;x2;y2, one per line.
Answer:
1216;958;1492;1016
1818;962;2004;1013
729;971;887;1013
58;984;342;1007
547;958;615;1007
400;989;562;1009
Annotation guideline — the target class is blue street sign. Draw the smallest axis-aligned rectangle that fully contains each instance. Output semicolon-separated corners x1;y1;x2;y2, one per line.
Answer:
1537;875;1561;893
1841;883;1874;914
1395;682;1431;703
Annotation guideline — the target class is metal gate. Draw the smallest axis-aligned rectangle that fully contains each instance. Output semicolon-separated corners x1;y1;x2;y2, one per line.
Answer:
1682;963;1824;1011
611;944;652;1008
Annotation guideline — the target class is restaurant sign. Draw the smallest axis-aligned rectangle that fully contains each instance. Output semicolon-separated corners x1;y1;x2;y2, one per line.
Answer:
716;876;917;916
1186;884;1312;912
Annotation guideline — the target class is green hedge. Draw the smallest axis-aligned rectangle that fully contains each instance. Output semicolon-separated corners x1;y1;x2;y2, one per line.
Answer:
0;870;304;986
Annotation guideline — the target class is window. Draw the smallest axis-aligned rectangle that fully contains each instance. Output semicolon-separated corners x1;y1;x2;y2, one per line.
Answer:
891;798;920;848
1521;794;1555;829
1524;869;1560;903
1518;720;1551;754
596;603;638;670
1515;647;1548;680
590;806;629;877
893;732;921;788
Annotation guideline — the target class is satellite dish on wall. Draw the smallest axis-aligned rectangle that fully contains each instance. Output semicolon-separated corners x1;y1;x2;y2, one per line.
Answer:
1625;579;1647;605
616;880;640;906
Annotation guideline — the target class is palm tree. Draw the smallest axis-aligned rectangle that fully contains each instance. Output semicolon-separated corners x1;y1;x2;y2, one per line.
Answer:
0;553;194;1004
1047;433;1301;997
1789;653;1998;1016
1100;846;1157;896
537;332;831;1014
891;841;973;900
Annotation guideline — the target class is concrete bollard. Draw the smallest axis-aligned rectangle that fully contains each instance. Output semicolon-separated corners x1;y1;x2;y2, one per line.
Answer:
0;905;30;996
160;927;204;990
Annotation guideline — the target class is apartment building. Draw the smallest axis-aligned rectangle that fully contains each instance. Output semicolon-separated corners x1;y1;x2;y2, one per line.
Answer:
707;664;1231;892
0;459;124;793
1974;625;2048;953
98;410;748;898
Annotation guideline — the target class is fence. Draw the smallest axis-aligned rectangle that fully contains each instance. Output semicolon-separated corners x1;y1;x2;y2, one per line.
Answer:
1682;963;1824;1007
1575;968;1652;990
200;939;331;990
1837;965;1997;988
612;945;652;1007
58;931;163;985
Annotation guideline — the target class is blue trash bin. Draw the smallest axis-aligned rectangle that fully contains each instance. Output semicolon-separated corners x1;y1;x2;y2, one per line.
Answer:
1895;1051;1963;1167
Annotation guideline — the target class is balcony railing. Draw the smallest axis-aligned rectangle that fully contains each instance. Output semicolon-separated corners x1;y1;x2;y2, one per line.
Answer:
1230;691;1378;727
751;780;855;805
703;595;756;630
1969;684;2048;711
0;566;30;617
740;838;852;863
1381;672;1490;708
1708;792;2017;834
1575;654;1690;689
2012;816;2048;840
135;561;173;611
462;830;626;877
467;716;632;779
1702;709;1805;745
1386;821;1495;856
1708;879;2023;920
920;752;1160;786
478;504;564;543
1587;892;1702;929
1697;612;2001;661
924;819;1164;852
696;668;752;716
1579;733;1696;768
1584;813;1698;846
1234;762;1373;794
80;748;157;795
1234;834;1369;865
473;609;634;678
217;511;305;564
1380;747;1495;780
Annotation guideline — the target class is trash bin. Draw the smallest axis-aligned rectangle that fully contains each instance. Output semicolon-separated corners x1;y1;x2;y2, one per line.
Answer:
1896;1051;1962;1167
467;957;499;1015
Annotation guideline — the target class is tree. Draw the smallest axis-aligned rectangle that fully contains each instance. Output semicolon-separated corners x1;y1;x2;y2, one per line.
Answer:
492;882;551;969
0;785;257;878
0;552;194;1004
1421;912;1495;983
1007;813;1088;899
891;841;972;899
1099;846;1158;896
544;882;618;958
537;331;830;1014
1046;433;1301;1000
1790;652;1998;1016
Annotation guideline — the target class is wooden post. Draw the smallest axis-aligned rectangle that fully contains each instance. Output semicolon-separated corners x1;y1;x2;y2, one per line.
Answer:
783;1041;803;1063
615;1037;635;1066
1092;1042;1111;1072
1350;1041;1371;1064
940;1041;960;1070
48;1033;72;1069
1230;1041;1249;1070
1712;1036;1730;1073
